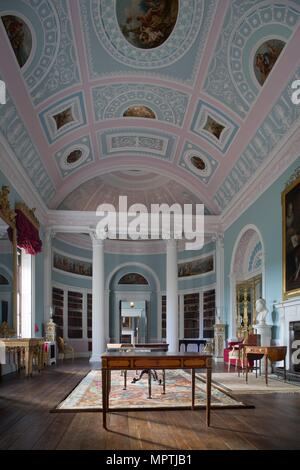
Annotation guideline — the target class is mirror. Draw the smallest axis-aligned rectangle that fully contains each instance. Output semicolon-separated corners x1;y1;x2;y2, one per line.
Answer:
0;186;17;334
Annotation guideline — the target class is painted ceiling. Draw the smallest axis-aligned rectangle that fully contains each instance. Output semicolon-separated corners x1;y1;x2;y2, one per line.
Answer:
0;0;300;215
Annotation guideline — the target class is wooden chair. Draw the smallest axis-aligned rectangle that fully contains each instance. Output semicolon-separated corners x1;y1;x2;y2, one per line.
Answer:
57;337;74;362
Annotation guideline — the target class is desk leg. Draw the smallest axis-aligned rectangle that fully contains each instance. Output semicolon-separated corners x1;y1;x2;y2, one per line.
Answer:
148;370;152;399
284;357;287;382
102;369;107;430
265;355;268;386
245;355;248;383
238;348;241;377
24;347;30;377
206;367;211;427
123;370;127;390
162;369;166;394
191;369;195;410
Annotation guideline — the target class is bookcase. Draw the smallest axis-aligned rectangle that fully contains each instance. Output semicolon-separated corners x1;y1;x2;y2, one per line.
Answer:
161;295;166;340
52;287;64;338
67;291;83;339
87;293;92;351
202;289;215;339
184;293;199;338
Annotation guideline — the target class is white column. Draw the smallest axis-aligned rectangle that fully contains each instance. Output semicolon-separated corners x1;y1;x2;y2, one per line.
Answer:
166;239;178;352
90;234;105;365
214;232;224;323
44;229;54;322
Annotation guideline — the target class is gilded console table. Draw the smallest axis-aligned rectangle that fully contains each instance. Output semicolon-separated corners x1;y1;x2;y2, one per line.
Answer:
101;351;213;429
244;345;287;385
0;338;45;377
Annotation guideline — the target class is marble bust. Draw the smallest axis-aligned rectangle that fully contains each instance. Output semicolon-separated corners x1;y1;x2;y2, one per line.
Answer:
255;298;269;325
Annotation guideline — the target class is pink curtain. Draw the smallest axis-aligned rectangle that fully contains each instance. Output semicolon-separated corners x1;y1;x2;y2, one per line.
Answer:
8;209;42;255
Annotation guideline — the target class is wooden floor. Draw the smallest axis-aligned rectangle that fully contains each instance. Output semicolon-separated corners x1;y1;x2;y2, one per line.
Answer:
0;359;299;450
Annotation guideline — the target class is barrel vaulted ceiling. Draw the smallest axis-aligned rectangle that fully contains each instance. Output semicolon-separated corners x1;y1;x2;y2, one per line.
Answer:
1;0;300;215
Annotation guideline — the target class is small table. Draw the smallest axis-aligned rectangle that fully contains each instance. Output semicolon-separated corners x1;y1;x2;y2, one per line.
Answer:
244;345;287;385
0;338;44;377
101;351;212;430
179;339;207;352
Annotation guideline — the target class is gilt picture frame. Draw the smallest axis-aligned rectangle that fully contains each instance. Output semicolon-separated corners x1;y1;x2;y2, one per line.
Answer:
282;174;300;300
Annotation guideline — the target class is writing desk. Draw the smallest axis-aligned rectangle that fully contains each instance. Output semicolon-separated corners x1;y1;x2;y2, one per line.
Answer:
244;345;287;385
101;351;212;429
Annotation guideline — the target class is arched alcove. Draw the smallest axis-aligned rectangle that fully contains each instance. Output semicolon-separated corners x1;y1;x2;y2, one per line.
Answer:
229;225;265;339
107;263;161;343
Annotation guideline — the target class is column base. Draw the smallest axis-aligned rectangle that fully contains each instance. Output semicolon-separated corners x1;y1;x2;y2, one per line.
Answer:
89;355;102;369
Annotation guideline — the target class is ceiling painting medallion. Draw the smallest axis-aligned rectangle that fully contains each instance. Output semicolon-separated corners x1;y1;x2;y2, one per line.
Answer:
53;107;74;130
116;0;178;49
66;149;83;165
123;105;156;119
191;156;206;171
254;39;285;86
203;115;225;140
2;15;32;68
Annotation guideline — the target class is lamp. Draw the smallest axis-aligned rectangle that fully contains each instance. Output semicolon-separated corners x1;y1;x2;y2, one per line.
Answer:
130;302;135;308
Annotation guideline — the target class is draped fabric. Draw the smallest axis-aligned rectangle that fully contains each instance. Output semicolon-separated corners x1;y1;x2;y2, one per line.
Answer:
8;209;42;255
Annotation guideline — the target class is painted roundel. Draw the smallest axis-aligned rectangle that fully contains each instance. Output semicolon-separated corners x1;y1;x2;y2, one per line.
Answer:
184;150;212;178
92;0;203;68
1;15;32;68
66;149;82;165
116;0;178;50
123;105;156;119
191;156;206;171
60;144;90;171
253;39;285;86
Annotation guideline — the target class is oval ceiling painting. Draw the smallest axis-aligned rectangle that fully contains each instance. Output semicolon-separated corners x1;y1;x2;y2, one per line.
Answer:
191;156;206;171
254;39;285;86
116;0;179;49
123;105;156;119
1;15;32;68
66;149;83;165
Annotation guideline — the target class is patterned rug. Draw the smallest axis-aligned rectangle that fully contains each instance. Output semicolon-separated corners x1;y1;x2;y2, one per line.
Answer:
196;372;300;395
54;369;251;411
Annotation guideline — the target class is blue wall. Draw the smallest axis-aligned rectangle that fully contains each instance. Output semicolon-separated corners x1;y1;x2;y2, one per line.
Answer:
0;169;44;334
224;157;300;339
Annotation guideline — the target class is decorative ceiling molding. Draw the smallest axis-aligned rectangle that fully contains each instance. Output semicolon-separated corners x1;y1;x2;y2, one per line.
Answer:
0;138;48;225
221;123;300;230
215;64;300;212
91;83;189;126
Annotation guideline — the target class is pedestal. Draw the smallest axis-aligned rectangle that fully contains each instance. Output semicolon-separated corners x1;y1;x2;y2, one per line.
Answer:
253;323;272;373
253;323;272;346
214;323;226;362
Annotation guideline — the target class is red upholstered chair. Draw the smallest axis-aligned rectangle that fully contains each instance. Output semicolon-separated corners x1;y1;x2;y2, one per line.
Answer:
224;340;243;368
224;334;261;372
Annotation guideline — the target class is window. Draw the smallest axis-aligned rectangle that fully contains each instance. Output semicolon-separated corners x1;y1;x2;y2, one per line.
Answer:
17;249;34;337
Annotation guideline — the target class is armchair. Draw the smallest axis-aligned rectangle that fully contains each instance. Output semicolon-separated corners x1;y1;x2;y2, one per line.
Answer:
225;334;261;372
57;337;75;362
